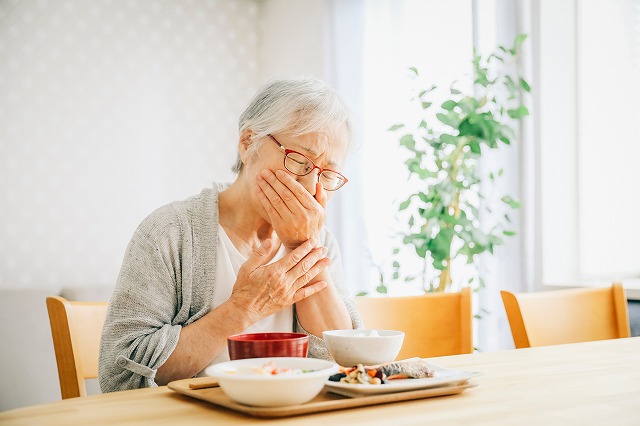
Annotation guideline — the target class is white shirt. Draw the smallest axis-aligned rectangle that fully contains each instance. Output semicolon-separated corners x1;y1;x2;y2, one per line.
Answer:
199;225;293;373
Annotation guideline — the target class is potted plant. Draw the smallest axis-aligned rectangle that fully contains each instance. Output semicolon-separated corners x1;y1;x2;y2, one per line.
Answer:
383;34;530;294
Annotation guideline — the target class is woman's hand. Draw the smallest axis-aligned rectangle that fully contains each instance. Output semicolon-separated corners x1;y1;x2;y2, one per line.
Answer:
256;169;327;250
229;236;330;324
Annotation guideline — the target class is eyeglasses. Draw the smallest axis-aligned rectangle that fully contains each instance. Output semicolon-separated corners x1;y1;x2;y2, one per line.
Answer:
267;134;348;191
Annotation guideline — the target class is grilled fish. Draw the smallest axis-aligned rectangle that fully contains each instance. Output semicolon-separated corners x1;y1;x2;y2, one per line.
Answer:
377;357;435;380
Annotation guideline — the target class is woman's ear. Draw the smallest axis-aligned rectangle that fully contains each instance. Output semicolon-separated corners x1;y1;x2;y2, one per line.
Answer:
238;129;254;165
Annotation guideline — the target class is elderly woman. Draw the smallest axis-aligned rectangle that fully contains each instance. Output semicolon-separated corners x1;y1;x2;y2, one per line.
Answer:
99;77;362;392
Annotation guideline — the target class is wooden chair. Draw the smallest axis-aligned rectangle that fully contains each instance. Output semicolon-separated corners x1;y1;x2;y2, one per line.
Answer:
354;287;472;359
46;296;109;399
500;283;630;349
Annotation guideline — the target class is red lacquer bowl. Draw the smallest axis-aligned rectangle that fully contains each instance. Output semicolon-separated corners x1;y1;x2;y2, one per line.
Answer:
227;332;309;360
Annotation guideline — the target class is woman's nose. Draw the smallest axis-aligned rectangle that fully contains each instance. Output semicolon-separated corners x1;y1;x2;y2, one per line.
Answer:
295;172;318;196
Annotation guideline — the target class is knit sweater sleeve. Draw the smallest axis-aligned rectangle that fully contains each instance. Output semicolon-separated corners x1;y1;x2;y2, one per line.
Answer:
294;228;363;360
99;204;189;392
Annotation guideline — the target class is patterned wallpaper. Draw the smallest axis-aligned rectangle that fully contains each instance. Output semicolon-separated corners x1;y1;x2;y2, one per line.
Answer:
0;0;260;289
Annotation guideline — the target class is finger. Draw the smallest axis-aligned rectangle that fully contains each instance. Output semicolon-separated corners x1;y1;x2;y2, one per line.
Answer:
257;173;294;217
315;182;327;208
276;238;318;272
256;183;284;221
275;169;318;210
242;234;280;271
262;170;308;213
292;281;328;303
289;247;329;285
292;255;330;290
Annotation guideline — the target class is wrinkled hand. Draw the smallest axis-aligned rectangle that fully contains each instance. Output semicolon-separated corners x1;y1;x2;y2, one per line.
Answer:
229;236;330;323
256;169;327;250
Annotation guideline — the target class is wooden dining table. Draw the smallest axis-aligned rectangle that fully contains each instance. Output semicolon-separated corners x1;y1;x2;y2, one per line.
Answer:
2;337;638;425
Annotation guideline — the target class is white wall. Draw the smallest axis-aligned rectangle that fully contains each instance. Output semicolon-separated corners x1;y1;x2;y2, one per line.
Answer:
0;0;331;292
257;0;325;79
0;0;260;291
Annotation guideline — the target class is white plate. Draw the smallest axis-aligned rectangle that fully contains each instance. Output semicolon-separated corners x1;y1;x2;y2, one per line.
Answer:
324;363;481;397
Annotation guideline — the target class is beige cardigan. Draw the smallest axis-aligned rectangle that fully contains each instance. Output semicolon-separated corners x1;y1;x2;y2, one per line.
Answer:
98;183;362;392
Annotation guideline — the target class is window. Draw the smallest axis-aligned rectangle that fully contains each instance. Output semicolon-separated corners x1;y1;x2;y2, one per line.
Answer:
540;0;640;285
360;0;474;294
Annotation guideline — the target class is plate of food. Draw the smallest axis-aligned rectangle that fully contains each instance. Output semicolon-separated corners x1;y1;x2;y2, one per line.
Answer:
324;358;480;397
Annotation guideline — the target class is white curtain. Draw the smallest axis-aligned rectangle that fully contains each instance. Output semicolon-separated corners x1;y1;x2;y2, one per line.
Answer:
322;0;370;295
473;0;539;351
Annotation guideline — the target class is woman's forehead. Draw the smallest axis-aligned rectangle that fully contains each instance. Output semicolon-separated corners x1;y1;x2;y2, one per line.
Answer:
288;131;348;167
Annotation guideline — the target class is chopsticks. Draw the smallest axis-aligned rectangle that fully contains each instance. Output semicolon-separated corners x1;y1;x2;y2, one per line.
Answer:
188;379;219;390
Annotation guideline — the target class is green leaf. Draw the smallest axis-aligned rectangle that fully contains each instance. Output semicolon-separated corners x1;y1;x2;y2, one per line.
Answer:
507;106;529;119
440;134;457;145
408;216;414;227
457;97;477;113
392;248;400;255
458;115;488;140
415;243;428;258
388;124;405;131
419;85;437;96
428;229;454;261
405;158;436;179
503;230;517;236
376;284;388;294
422;101;432;109
392;261;400;268
488;53;504;63
441;100;457;111
399;134;416;150
433;259;448;271
399;199;412;211
356;291;368;297
469;141;481;154
504;75;517;99
419;120;428;129
408;67;419;76
488;233;504;246
471;228;490;247
474;68;491;87
501;195;521;209
514;33;527;50
520;78;531;92
450;88;462;95
499;135;511;145
436;112;461;128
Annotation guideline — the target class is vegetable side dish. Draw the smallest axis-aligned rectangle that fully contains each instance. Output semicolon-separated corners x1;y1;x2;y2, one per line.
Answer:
328;358;436;385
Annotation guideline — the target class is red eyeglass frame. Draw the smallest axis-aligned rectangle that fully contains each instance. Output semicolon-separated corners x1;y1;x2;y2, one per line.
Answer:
267;134;348;190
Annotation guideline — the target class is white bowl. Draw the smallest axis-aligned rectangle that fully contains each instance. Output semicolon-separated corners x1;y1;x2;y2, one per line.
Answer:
322;329;405;366
204;357;339;407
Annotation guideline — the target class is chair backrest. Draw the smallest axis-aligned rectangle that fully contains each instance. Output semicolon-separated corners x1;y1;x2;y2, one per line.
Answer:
46;296;109;399
354;287;472;359
500;283;630;349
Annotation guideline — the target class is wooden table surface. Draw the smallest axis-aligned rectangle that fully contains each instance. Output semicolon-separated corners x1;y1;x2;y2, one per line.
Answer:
2;338;638;425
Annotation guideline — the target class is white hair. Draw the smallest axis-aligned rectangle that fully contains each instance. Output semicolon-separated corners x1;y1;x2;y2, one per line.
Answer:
233;76;353;173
